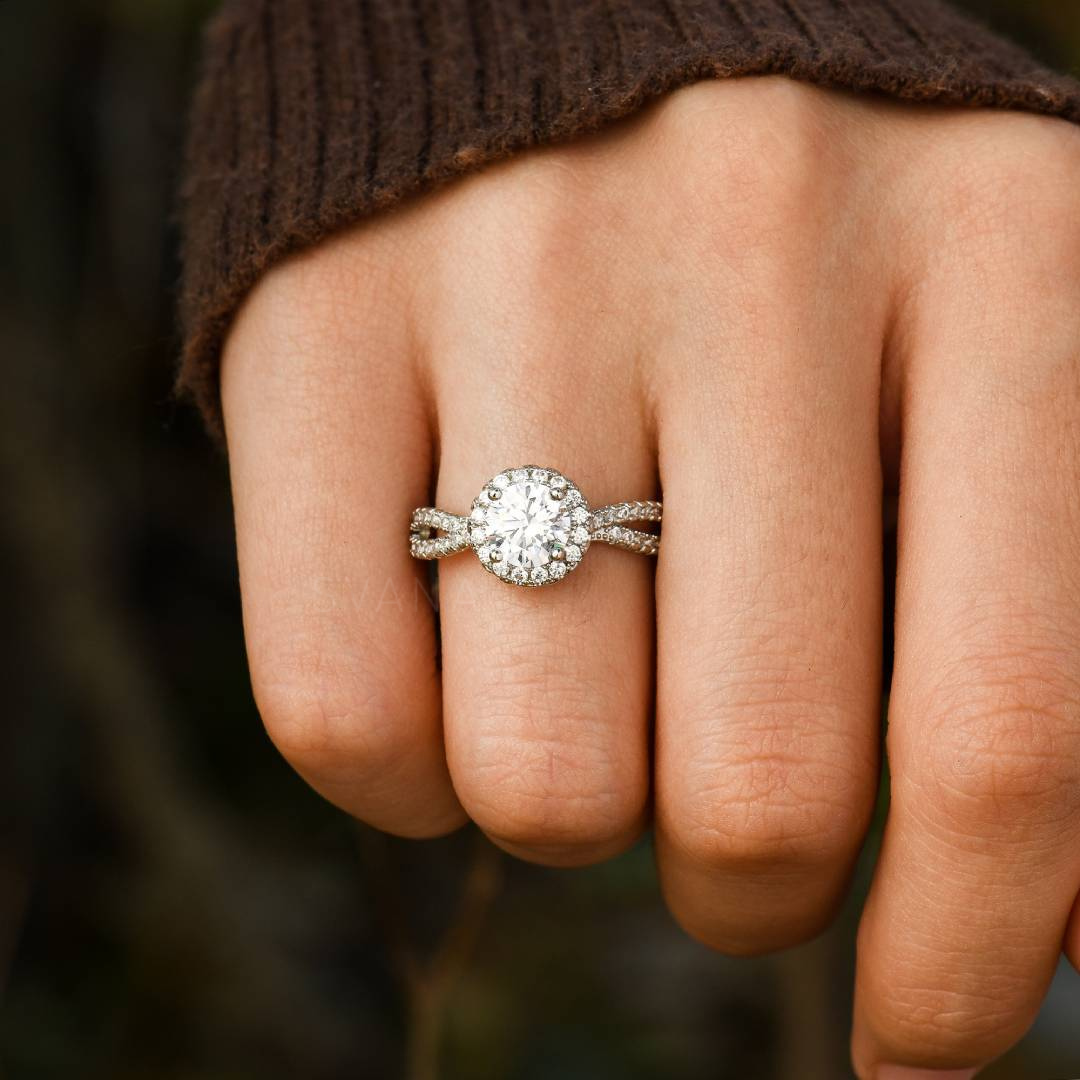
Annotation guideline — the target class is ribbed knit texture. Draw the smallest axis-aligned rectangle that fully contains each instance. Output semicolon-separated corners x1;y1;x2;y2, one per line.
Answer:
178;0;1080;434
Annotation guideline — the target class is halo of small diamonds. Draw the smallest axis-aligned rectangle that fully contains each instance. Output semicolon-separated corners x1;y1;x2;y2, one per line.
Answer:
409;467;661;583
469;466;589;587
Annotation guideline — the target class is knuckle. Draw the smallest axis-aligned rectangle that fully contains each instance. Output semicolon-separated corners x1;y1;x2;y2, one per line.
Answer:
469;779;637;856
669;736;869;874
253;656;411;786
442;151;600;292
458;723;641;855
909;651;1080;830
932;116;1080;269
657;78;846;242
659;78;827;184
454;654;645;855
672;787;863;874
462;737;640;854
659;686;873;953
666;679;874;873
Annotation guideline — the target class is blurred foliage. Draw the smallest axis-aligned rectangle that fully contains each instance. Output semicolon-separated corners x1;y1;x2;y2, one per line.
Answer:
1;2;1078;1079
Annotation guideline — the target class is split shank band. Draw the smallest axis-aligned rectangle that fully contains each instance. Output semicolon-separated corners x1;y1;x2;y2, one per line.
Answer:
409;465;662;588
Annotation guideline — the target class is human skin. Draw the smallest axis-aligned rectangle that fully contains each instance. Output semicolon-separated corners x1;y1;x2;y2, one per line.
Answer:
219;77;1080;1077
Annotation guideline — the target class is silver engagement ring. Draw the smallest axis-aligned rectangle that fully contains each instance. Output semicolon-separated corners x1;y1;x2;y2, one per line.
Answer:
409;465;662;587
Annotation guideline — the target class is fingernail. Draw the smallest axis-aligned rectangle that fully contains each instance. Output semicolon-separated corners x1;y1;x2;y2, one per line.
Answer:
877;1068;977;1080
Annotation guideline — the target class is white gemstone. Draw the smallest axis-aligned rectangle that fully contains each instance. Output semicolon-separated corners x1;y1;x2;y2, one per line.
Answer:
565;544;582;564
482;476;573;572
571;506;589;525
548;562;567;580
571;526;589;545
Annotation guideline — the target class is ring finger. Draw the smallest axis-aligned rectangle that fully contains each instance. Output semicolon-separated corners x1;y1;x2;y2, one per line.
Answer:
424;167;659;866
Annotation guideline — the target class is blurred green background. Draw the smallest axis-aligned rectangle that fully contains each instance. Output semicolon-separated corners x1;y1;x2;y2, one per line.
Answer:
2;2;1079;1078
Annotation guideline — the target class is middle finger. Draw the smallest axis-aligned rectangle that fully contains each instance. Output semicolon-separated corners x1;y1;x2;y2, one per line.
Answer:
655;237;886;954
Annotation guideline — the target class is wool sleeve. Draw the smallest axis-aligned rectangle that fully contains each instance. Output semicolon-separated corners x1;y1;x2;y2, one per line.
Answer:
177;0;1080;434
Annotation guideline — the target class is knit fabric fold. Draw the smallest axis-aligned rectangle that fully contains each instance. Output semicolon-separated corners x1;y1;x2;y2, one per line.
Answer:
178;0;1080;433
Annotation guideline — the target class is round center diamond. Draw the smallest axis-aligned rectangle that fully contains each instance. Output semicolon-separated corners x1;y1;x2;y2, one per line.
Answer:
486;478;572;570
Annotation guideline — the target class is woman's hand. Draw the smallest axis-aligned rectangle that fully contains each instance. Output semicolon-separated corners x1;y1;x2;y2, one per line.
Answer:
220;77;1080;1077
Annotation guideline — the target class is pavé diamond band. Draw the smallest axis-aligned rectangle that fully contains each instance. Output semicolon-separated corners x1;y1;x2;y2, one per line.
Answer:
409;465;662;587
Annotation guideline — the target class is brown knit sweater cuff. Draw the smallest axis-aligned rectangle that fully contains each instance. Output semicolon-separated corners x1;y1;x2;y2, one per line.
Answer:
177;0;1080;436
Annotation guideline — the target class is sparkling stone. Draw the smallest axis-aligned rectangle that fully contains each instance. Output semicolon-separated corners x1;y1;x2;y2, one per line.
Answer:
565;544;582;564
548;562;567;581
571;526;589;545
571;506;589;525
482;477;573;572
